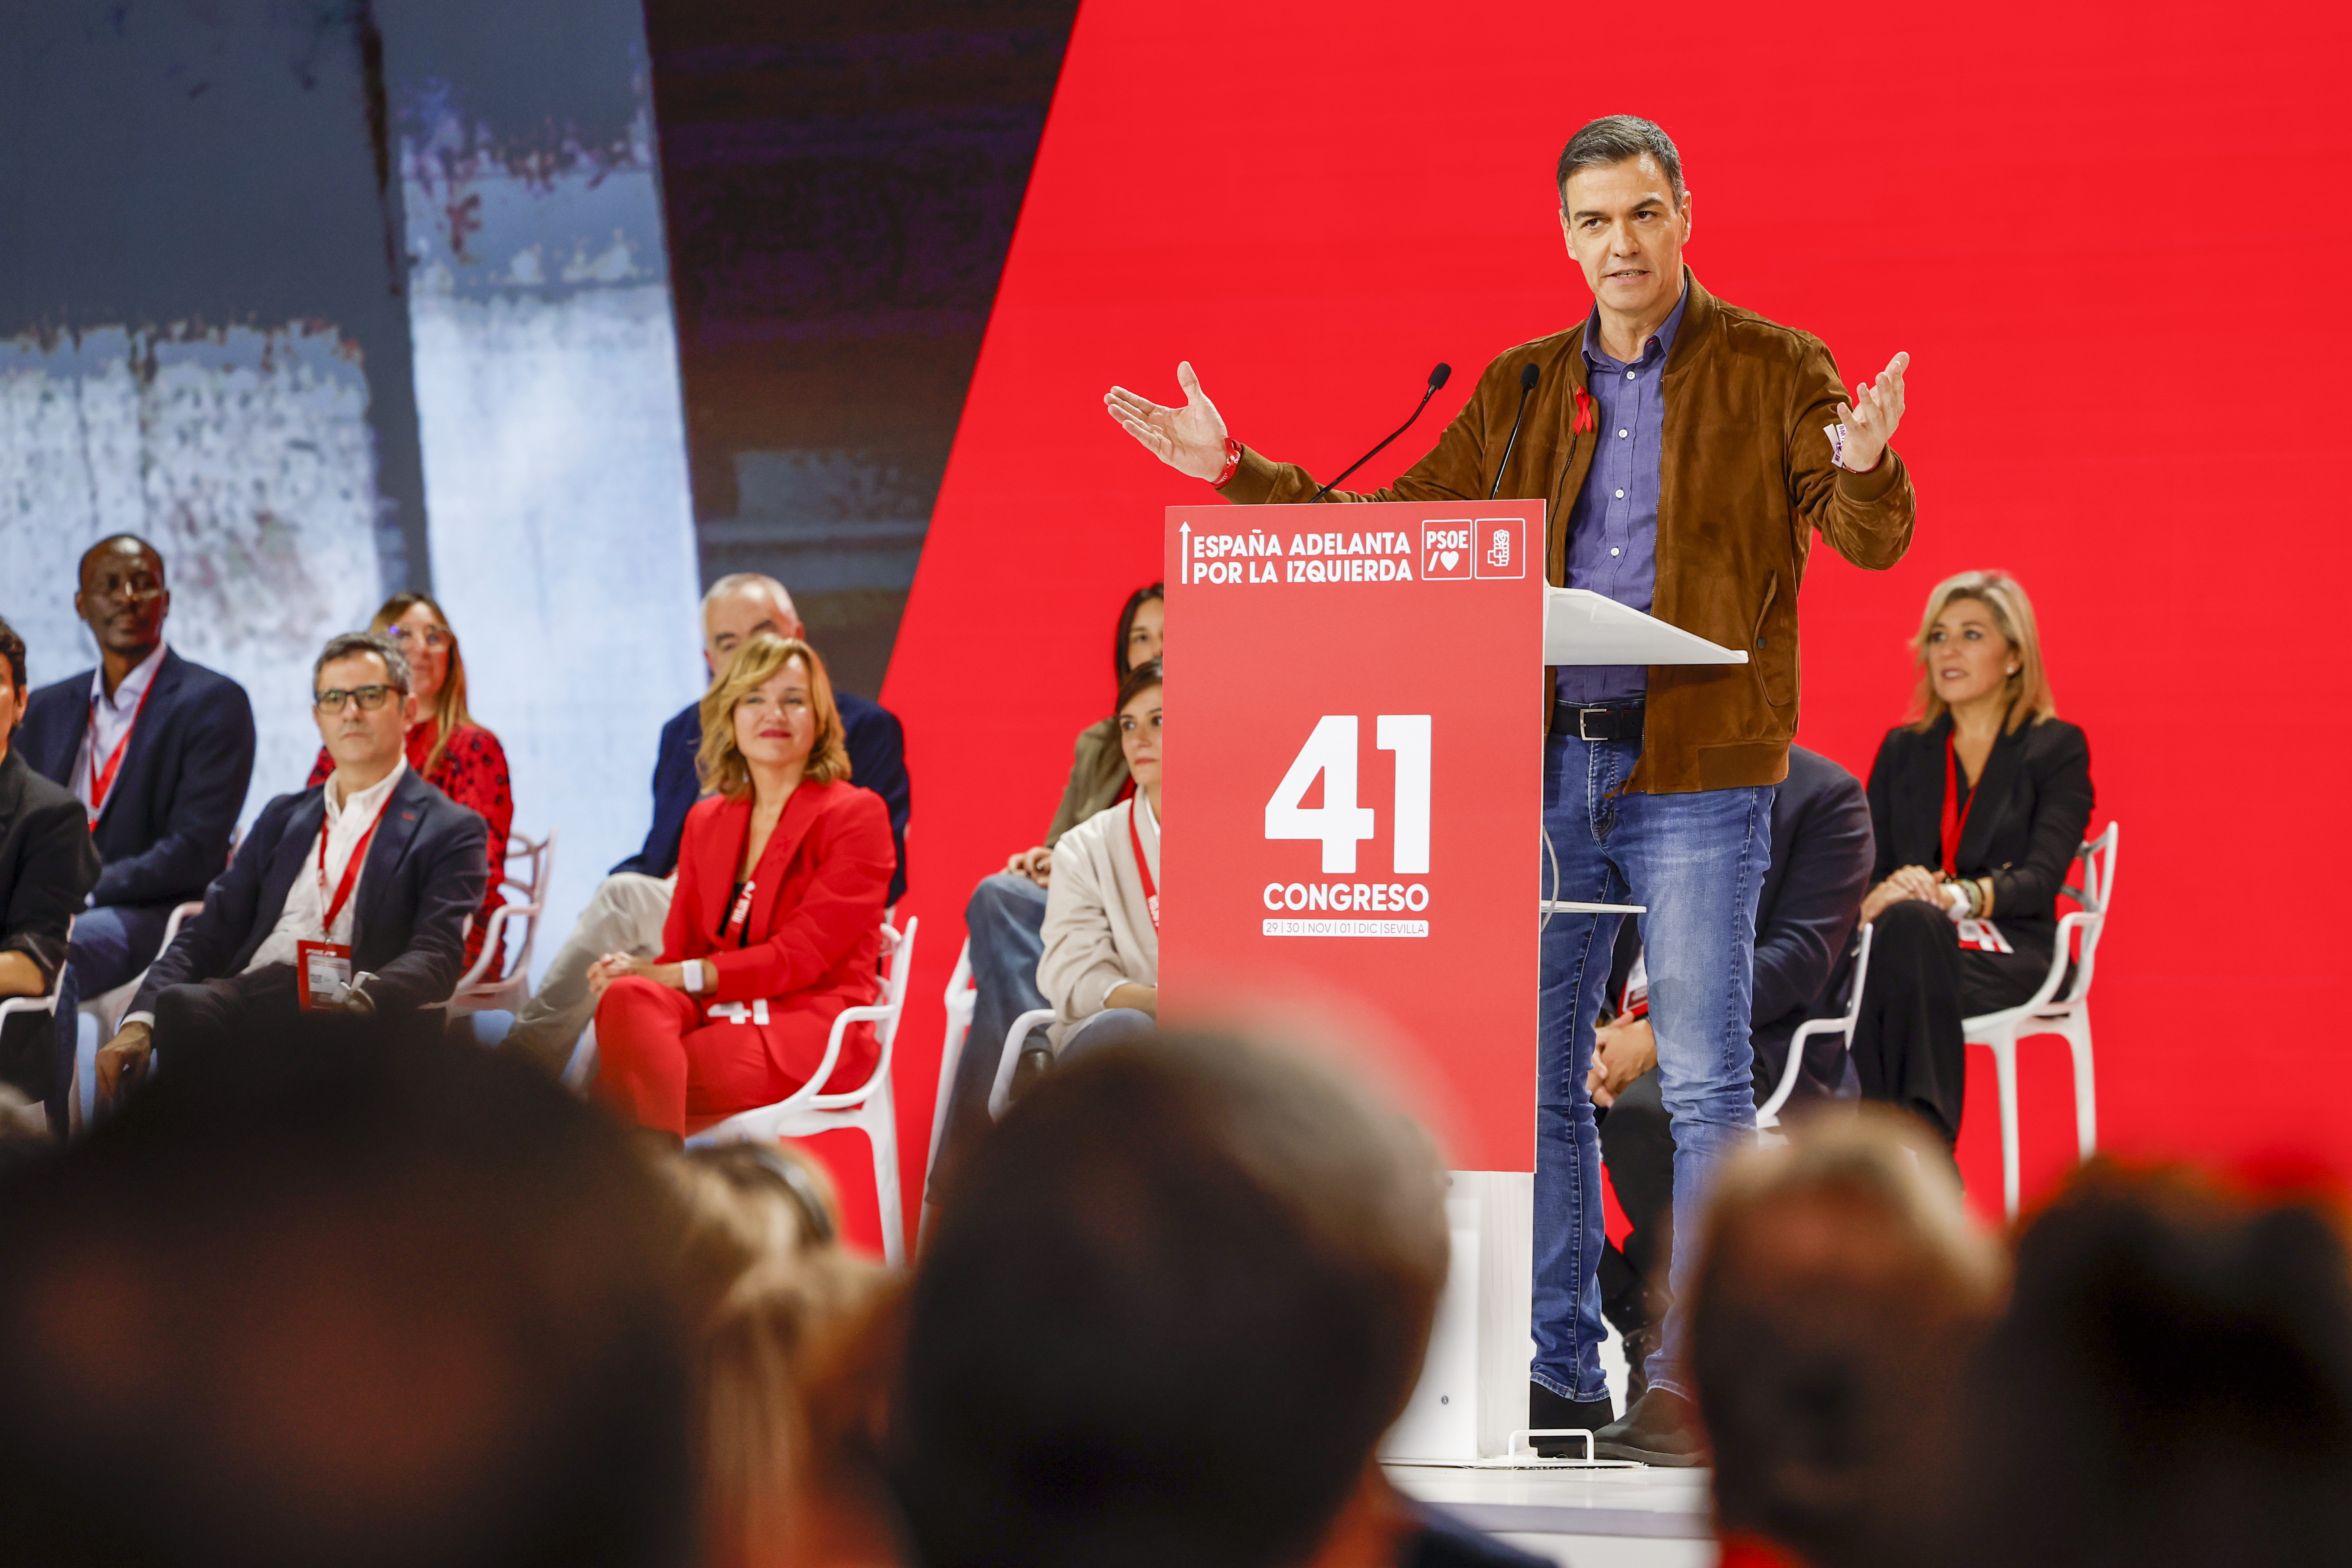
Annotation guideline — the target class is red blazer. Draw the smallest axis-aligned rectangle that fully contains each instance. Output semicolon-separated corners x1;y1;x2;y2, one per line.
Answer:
664;780;894;1016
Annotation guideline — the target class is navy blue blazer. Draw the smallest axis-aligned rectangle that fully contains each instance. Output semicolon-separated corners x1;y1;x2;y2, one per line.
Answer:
19;648;255;911
1608;744;1874;1104
613;692;911;904
132;766;488;1017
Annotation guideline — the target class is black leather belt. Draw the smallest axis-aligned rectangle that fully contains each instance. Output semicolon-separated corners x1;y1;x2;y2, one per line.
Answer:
1551;699;1645;743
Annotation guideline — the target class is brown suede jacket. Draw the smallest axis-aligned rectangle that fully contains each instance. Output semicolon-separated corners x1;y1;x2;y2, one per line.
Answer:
1220;269;1916;794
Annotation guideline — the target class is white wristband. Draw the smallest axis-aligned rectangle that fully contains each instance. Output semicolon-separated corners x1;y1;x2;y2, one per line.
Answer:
683;959;706;994
1941;883;1970;921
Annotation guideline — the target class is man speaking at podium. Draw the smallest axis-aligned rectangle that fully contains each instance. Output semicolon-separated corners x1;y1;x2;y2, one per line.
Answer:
1105;114;1914;1462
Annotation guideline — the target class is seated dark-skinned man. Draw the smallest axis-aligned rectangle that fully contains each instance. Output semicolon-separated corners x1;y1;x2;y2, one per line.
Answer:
1587;744;1874;1437
94;632;486;1104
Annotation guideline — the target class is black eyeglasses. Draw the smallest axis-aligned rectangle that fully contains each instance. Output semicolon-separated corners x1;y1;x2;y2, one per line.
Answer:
314;685;397;713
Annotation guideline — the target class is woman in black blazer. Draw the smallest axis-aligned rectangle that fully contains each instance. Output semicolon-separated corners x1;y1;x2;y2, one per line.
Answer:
1851;572;2093;1145
0;618;102;1119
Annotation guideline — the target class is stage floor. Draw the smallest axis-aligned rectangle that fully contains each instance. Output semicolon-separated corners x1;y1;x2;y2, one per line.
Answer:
1387;1463;1715;1568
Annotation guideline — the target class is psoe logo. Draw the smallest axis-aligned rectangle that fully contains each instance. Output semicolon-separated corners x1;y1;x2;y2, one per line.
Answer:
1421;520;1473;580
1473;516;1526;579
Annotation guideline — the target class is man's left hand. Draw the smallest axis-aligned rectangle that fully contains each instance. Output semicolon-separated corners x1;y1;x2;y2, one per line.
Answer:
1587;1016;1658;1108
1836;350;1909;473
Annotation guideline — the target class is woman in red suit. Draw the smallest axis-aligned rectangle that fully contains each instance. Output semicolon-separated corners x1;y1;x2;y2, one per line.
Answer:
587;634;894;1142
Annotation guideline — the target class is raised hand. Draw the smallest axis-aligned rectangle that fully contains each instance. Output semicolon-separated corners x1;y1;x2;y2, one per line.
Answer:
1835;350;1909;474
1104;362;1230;481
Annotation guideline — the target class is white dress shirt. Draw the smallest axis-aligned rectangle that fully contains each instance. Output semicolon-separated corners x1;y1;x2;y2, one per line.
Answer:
73;639;168;821
244;759;407;973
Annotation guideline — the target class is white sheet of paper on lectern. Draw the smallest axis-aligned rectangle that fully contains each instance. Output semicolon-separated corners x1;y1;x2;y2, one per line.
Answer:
1542;586;1750;667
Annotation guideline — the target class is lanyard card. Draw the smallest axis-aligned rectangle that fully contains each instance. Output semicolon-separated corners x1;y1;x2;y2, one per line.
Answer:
297;940;354;1011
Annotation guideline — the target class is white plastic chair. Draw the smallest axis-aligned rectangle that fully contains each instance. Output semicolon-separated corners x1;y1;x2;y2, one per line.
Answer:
1966;822;2119;1220
684;917;922;1265
924;939;977;1187
3;937;74;1137
1756;919;1877;1137
991;1008;1056;1120
446;829;557;1018
74;899;204;1133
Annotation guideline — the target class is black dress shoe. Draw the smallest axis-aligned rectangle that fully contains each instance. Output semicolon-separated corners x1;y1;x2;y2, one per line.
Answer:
1528;1382;1615;1457
1593;1387;1705;1467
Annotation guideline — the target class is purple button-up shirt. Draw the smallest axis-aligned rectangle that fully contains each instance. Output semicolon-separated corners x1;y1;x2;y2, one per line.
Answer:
1554;287;1688;706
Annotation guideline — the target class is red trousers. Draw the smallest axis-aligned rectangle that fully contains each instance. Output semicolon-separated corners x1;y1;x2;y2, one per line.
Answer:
592;976;872;1138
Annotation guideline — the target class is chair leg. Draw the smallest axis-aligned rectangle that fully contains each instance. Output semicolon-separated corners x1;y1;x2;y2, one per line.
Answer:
1991;1033;2022;1222
868;1079;905;1268
2066;1010;2097;1162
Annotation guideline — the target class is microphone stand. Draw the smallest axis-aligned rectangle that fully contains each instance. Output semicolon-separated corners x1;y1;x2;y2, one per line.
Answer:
1488;363;1541;500
1309;364;1451;503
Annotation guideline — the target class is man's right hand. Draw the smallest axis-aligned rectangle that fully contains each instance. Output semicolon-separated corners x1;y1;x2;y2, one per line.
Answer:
95;1022;154;1104
1104;363;1230;480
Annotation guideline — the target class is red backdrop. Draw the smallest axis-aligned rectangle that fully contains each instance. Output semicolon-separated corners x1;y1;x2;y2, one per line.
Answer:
839;0;2351;1244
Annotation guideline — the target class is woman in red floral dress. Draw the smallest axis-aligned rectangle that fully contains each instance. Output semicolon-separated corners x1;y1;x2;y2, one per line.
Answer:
307;593;514;975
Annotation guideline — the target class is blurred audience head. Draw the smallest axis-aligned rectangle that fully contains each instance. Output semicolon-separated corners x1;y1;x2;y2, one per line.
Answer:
0;613;27;735
698;633;849;797
369;591;472;771
311;630;417;778
1116;657;1163;795
1908;568;2055;732
662;1140;842;1329
1692;1108;2003;1568
1114;581;1164;684
74;532;170;659
0;1016;694;1568
1960;1166;2352;1568
894;1030;1447;1568
699;1258;902;1568
703;572;805;680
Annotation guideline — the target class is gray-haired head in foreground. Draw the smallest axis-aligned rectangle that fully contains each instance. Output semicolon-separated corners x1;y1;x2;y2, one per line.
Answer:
314;630;412;695
1557;114;1686;206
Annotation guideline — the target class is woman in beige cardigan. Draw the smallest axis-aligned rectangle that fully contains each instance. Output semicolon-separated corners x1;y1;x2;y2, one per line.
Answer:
1037;659;1161;1058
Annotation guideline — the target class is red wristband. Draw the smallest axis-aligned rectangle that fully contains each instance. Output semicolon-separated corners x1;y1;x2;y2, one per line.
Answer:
1211;436;1242;490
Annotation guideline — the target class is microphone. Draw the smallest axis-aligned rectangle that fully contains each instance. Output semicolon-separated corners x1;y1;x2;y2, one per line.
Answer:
1488;362;1540;500
1309;362;1451;503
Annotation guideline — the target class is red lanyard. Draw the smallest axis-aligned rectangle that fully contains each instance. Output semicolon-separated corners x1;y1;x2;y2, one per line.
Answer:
1128;800;1160;931
1938;733;1976;877
318;789;395;936
86;668;160;817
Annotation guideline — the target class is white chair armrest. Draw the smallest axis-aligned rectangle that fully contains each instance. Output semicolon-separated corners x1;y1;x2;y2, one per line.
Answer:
990;1009;1056;1120
451;898;541;994
1757;1016;1846;1128
2019;909;2097;1014
798;1005;903;1111
0;992;61;1022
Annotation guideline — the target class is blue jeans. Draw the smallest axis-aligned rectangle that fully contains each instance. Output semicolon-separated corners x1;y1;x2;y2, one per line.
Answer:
934;872;1053;1181
49;902;174;1131
1534;731;1773;1404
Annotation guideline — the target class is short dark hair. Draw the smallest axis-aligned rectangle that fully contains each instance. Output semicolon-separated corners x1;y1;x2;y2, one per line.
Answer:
1960;1169;2352;1568
314;629;412;695
1114;654;1162;719
0;615;26;706
893;1033;1447;1568
0;1019;695;1568
1557;114;1686;206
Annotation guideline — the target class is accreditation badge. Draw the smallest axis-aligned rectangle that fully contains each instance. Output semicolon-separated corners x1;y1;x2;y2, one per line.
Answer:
297;940;355;1011
1955;919;2013;955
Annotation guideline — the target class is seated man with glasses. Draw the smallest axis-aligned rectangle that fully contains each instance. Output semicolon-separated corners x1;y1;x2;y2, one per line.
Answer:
92;633;488;1102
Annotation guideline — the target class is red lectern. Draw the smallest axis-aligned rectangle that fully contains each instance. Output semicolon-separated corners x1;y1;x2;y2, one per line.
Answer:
1160;500;1545;1169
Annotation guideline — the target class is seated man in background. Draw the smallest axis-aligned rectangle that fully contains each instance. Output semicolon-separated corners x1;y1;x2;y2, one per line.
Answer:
1691;1110;2003;1568
895;1030;1546;1568
1584;743;1873;1441
92;633;486;1099
0;1019;695;1568
18;536;254;1119
0;618;101;1124
500;573;908;1077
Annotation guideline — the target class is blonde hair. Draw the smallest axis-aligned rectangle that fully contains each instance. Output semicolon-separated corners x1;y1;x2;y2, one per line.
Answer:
660;1143;843;1330
1905;569;2057;735
698;1258;900;1568
369;591;472;776
697;634;852;800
